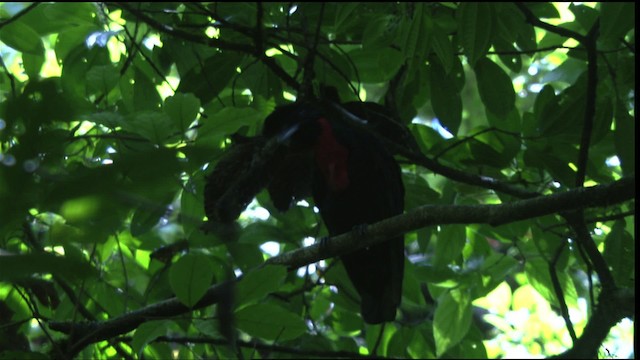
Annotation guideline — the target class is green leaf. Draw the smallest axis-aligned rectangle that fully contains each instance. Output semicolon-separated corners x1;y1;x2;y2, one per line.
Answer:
525;257;578;309
0;253;96;282
0;20;44;55
180;181;206;235
429;57;462;135
385;327;416;358
334;3;360;32
164;93;201;133
22;52;45;78
474;57;515;119
130;204;166;237
613;100;635;176
87;111;125;128
431;22;454;74
569;4;598;32
19;2;98;35
495;3;536;53
533;85;558;128
401;3;431;75
309;288;332;320
133;68;162;111
600;3;635;43
55;25;100;62
493;37;522;73
603;220;635;288
122;111;178;144
131;320;173;357
169;253;215;307
49;223;86;245
457;3;494;66
591;95;613;145
197;107;262;145
468;138;509;169
402;172;440;211
434;288;472;357
434;225;466;268
235;303;306;341
346;47;404;83
362;15;395;49
226;243;265;271
526;3;560;19
177;52;244;105
86;65;120;95
235;265;286;309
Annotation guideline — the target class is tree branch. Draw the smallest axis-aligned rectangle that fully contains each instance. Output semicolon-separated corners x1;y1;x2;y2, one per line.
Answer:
514;2;587;43
117;335;378;359
554;288;634;359
49;281;231;357
267;177;634;268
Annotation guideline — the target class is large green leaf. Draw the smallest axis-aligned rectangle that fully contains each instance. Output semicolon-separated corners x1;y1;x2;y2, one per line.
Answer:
121;111;178;144
235;303;306;341
164;93;201;133
433;288;472;357
603;220;635;288
474;57;515;119
429;57;462;135
398;3;430;73
600;3;635;43
457;3;494;66
0;253;96;282
177;52;244;105
0;20;44;55
235;265;286;309
18;2;98;35
434;225;466;268
86;65;120;96
525;257;578;310
346;47;404;83
197;106;263;145
131;320;173;357
613;100;636;176
431;21;455;74
169;253;215;307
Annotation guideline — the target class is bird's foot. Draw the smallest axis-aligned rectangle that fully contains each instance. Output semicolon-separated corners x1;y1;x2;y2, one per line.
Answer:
352;224;368;237
318;236;330;256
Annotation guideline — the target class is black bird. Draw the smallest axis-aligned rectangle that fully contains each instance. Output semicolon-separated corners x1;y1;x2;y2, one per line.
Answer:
263;102;405;324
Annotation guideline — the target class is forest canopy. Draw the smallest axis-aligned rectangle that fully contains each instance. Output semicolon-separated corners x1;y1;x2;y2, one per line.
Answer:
0;2;635;359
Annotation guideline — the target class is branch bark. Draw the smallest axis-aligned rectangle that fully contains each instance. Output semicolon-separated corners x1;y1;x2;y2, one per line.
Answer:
267;177;634;268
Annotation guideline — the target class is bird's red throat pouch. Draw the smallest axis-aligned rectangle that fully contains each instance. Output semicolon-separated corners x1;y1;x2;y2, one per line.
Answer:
314;118;350;191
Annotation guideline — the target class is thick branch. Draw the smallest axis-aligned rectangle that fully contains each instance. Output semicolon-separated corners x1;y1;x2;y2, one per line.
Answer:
267;177;634;268
117;335;377;359
49;281;231;356
514;2;587;43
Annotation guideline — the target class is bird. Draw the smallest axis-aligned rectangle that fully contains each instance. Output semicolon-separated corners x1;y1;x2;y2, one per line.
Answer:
262;101;405;324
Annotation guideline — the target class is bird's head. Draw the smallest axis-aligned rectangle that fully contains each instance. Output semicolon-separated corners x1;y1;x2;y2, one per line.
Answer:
262;102;325;149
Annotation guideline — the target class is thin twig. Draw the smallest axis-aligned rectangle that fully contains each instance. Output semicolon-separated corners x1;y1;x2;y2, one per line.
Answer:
548;241;578;343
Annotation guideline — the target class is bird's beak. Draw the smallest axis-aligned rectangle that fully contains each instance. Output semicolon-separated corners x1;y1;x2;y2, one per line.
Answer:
276;122;301;144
